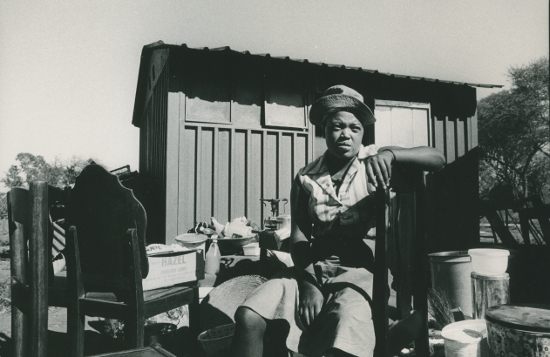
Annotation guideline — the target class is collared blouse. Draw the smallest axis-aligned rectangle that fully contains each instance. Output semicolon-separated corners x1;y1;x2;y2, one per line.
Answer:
297;144;379;239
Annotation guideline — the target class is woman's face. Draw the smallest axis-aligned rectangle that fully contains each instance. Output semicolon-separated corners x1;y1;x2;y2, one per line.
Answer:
324;111;364;161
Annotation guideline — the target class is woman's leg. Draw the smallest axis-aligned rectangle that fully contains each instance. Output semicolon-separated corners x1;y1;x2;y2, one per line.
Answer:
231;306;267;356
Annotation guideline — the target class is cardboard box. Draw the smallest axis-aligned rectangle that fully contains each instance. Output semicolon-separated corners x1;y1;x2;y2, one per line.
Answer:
142;249;205;291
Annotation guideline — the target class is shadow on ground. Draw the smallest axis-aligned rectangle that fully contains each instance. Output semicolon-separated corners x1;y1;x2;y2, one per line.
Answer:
0;327;195;357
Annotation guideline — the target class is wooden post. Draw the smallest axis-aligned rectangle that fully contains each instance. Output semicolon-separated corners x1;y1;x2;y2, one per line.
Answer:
8;188;29;357
29;181;49;357
373;186;389;357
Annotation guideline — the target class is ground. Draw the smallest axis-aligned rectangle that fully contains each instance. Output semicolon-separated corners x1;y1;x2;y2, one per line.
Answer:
0;215;545;356
0;217;194;356
0;219;130;356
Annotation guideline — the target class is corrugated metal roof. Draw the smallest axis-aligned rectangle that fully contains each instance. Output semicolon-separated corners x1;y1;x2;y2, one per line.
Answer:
175;43;503;89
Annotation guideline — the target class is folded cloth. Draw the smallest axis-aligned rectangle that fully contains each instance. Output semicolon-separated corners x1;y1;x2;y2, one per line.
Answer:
270;250;294;268
273;227;291;249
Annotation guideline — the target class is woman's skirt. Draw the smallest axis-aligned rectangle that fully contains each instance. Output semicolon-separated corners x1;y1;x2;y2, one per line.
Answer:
240;259;375;357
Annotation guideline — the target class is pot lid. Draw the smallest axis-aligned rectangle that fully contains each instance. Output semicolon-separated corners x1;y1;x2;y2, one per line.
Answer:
428;251;471;263
471;272;509;280
486;304;550;333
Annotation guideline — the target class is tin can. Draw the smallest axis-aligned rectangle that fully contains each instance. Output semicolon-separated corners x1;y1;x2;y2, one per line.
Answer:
471;272;509;319
486;304;550;356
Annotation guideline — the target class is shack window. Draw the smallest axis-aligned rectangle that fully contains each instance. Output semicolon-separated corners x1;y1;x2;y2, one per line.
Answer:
231;59;263;127
185;51;231;124
374;100;431;148
264;61;307;128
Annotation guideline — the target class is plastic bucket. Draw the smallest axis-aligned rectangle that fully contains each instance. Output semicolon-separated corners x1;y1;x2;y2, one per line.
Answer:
429;251;473;317
442;321;484;357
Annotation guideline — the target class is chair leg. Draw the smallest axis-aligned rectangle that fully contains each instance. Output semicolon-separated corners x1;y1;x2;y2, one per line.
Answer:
68;305;86;357
188;287;200;355
66;226;86;357
11;303;27;357
29;181;50;357
415;329;430;356
125;316;145;349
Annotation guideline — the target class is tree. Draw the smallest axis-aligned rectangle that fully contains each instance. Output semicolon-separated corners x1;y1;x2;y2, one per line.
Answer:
3;165;24;188
478;57;549;199
1;153;90;189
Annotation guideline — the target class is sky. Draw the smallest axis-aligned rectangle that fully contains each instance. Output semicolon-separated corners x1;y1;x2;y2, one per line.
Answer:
0;0;548;190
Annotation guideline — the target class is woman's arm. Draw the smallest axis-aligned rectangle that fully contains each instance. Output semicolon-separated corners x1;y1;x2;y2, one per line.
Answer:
289;175;324;327
365;146;445;189
379;146;446;172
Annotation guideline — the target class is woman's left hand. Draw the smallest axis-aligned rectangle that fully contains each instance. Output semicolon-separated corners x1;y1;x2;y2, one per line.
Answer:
365;151;394;189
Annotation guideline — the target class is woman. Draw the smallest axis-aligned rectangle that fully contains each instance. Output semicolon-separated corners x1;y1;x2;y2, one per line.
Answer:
231;85;445;357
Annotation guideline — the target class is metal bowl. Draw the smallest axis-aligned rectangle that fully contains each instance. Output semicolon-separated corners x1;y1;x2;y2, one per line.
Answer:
213;235;258;255
175;233;209;250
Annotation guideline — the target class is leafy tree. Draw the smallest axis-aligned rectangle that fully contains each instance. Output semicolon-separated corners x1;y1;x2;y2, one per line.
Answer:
1;153;90;189
3;165;24;188
478;57;549;199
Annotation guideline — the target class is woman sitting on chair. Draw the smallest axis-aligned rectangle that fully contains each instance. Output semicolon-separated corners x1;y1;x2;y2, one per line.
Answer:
231;85;445;357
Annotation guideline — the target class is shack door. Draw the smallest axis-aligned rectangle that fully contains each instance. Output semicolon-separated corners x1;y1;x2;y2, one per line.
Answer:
374;100;431;148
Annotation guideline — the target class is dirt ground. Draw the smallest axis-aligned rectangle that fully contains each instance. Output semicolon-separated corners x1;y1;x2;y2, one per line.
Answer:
0;218;196;357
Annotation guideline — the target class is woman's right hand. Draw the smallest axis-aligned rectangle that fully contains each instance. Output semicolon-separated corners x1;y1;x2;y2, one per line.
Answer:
298;279;324;328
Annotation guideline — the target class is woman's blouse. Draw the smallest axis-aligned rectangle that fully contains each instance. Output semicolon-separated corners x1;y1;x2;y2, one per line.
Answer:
297;145;377;236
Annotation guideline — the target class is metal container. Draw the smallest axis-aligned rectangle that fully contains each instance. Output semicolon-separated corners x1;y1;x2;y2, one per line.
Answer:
471;272;510;319
486;304;550;356
429;251;473;317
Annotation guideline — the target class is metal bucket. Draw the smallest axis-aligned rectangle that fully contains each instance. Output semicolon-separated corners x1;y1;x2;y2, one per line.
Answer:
429;251;473;317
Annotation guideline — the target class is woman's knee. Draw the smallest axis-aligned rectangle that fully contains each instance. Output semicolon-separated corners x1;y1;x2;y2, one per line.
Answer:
235;306;267;333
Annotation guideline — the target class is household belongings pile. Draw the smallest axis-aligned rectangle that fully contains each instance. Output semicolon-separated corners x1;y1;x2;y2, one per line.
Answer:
143;243;205;291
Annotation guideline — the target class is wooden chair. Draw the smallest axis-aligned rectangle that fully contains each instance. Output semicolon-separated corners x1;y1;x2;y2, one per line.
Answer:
258;168;430;357
64;164;200;357
372;168;430;357
8;181;71;357
8;181;70;357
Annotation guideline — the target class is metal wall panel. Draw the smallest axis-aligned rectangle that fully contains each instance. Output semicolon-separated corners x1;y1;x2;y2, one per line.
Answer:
197;128;214;224
434;116;446;157
177;126;197;243
176;124;309;234
471;112;479;148
230;130;247;220
248;131;264;223
138;64;169;244
165;92;181;240
445;117;456;164
456;119;466;158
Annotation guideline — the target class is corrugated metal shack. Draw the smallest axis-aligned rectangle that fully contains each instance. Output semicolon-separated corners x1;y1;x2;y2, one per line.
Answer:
131;41;501;253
